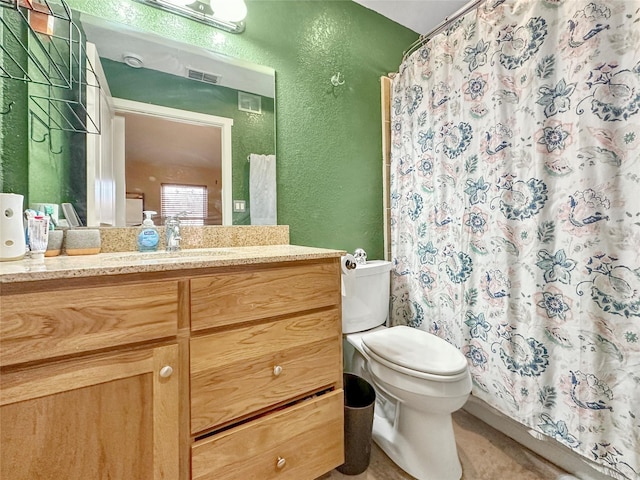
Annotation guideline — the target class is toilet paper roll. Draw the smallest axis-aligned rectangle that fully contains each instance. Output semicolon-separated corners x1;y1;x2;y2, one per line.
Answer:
341;254;357;297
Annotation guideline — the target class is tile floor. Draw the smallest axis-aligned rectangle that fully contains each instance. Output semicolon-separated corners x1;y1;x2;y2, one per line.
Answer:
318;409;569;480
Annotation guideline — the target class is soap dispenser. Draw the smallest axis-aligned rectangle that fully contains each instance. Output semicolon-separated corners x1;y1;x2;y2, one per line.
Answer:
138;210;159;252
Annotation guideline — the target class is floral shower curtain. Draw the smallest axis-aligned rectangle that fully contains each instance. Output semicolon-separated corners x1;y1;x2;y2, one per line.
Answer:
389;1;640;478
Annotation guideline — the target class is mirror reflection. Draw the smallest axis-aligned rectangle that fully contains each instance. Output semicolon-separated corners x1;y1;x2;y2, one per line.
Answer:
43;11;275;226
121;110;223;226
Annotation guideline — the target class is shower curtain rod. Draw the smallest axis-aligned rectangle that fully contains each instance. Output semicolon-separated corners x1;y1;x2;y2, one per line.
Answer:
401;0;494;63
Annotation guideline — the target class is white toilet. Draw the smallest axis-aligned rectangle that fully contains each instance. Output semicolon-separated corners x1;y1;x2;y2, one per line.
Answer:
342;259;472;480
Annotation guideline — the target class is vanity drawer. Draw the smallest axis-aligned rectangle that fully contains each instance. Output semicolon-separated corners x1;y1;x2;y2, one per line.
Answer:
190;261;340;331
1;281;179;367
191;389;344;480
190;309;341;434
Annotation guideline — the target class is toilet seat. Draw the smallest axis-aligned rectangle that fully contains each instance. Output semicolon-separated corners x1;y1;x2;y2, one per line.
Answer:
361;326;468;382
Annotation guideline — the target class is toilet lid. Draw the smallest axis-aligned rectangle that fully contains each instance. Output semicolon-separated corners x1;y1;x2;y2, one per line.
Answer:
361;326;468;376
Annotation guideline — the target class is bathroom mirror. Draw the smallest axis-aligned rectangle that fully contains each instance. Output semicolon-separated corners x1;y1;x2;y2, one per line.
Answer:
33;11;275;226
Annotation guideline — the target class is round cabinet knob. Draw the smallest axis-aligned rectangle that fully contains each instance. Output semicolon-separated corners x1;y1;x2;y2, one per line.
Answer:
273;365;283;377
159;366;174;378
276;457;286;469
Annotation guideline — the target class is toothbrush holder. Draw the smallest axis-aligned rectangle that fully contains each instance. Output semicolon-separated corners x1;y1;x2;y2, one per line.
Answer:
45;230;64;257
64;228;101;255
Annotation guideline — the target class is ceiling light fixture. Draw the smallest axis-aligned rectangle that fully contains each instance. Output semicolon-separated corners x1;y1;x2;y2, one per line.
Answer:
123;52;145;68
163;0;195;6
133;0;246;34
210;0;247;22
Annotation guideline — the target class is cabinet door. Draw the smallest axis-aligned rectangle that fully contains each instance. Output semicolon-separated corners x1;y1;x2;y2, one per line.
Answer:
0;344;179;480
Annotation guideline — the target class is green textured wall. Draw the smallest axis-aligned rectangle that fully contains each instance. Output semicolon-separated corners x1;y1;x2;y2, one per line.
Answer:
1;11;29;197
27;83;82;214
0;72;30;197
101;59;275;225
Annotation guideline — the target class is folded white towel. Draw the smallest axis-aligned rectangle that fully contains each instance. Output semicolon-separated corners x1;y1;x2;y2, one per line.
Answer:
249;154;277;225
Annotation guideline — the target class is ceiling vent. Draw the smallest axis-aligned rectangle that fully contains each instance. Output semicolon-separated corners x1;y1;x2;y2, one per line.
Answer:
187;68;222;85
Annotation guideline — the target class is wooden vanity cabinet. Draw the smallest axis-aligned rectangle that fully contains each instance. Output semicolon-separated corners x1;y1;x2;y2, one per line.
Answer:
0;255;344;480
0;279;181;480
189;259;345;480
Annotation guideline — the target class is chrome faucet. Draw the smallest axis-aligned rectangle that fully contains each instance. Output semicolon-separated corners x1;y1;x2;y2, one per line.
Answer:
165;211;188;252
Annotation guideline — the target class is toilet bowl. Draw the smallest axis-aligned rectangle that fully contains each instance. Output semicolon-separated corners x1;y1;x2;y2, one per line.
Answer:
342;259;471;480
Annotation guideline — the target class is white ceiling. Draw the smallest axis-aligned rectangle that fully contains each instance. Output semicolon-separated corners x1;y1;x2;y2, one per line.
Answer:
353;0;470;35
79;14;275;98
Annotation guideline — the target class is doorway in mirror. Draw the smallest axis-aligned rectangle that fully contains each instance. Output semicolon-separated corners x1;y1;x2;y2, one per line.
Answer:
119;108;228;225
99;98;234;226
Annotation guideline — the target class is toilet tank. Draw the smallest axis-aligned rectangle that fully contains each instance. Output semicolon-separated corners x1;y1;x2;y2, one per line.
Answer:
342;260;392;334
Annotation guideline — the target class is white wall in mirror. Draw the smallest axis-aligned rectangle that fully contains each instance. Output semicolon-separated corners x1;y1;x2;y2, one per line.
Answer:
86;42;119;228
79;13;274;98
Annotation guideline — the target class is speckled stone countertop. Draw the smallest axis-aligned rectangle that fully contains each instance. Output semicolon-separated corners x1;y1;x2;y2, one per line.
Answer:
0;245;345;283
98;225;291;253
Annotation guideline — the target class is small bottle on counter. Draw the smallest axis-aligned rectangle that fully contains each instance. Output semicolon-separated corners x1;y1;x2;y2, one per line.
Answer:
138;211;159;252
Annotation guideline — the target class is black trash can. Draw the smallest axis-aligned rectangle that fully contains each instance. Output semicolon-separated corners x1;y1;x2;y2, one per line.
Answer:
337;373;376;475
